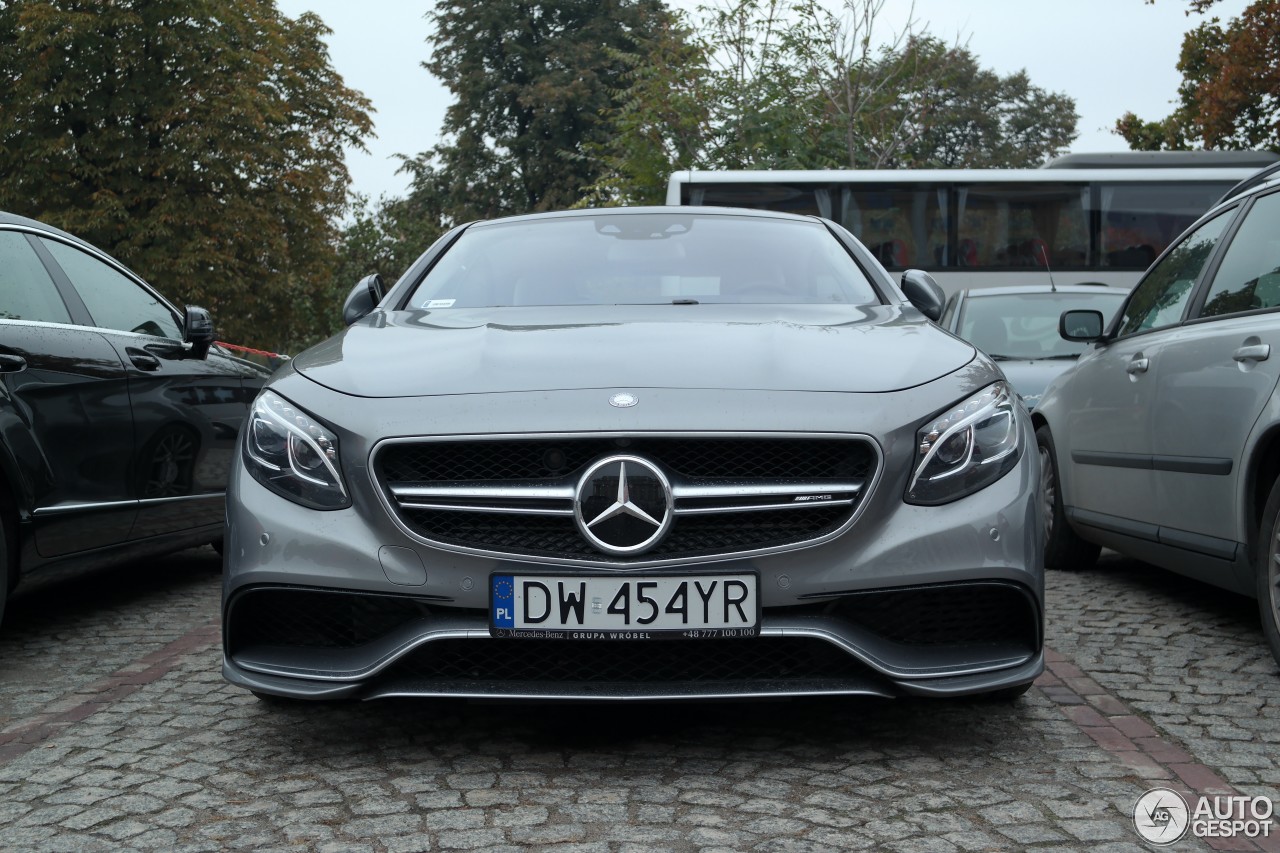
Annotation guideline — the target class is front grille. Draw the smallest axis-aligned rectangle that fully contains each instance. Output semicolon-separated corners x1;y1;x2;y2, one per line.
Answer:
399;505;851;561
377;435;877;564
380;437;873;482
383;637;869;684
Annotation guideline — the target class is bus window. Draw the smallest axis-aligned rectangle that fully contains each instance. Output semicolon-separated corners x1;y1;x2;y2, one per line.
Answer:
684;183;823;217
1097;183;1233;269
956;184;1089;270
833;185;947;270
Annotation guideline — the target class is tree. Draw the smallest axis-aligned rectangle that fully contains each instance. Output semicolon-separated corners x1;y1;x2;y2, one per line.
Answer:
1119;1;1280;153
0;0;373;351
896;41;1078;168
403;0;673;224
583;0;1078;204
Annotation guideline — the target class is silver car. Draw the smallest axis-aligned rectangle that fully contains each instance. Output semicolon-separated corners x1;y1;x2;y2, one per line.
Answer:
1035;162;1280;666
222;208;1043;703
939;285;1128;410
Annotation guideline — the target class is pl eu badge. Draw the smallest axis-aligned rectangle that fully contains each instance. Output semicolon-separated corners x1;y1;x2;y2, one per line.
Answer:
492;575;515;628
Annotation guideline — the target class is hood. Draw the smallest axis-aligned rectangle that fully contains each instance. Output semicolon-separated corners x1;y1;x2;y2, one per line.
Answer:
292;304;976;398
994;357;1079;410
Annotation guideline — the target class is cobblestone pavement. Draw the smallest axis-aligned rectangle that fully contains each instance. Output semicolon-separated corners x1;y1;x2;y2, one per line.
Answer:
0;548;1276;852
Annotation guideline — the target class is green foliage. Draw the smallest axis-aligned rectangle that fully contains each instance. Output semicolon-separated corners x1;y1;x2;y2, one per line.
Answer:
1120;1;1280;153
401;0;673;224
0;0;372;352
582;0;1079;204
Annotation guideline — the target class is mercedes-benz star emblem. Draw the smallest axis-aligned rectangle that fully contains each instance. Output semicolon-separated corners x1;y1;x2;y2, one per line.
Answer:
609;392;638;408
574;455;673;555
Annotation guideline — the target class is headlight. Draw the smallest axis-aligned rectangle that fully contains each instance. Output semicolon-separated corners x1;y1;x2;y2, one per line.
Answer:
243;390;349;509
906;381;1021;505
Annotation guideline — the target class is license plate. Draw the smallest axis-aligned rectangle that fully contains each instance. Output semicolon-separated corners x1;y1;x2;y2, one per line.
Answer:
489;574;758;639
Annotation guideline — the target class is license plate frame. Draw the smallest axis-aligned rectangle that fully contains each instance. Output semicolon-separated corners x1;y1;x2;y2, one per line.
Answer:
489;572;760;640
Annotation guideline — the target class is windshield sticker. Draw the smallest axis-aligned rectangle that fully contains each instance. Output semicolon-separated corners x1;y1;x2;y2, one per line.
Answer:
425;299;456;309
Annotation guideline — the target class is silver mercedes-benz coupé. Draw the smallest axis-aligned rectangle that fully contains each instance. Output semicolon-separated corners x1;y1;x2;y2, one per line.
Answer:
223;208;1043;703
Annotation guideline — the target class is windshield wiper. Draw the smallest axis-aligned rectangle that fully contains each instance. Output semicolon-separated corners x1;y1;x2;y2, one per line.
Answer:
671;298;700;305
985;353;1015;361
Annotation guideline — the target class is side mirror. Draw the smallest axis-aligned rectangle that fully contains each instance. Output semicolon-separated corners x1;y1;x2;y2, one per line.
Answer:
343;273;385;326
183;306;214;360
900;269;945;322
1060;309;1105;342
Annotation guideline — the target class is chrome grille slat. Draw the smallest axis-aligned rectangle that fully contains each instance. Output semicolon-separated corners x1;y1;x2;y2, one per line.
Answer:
373;433;881;566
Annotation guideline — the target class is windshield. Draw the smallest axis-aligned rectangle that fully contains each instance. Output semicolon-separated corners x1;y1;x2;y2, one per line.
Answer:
958;291;1127;359
408;213;881;308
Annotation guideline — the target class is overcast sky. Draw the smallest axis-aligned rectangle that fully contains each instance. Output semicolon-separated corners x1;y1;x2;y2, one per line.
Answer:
275;0;1253;202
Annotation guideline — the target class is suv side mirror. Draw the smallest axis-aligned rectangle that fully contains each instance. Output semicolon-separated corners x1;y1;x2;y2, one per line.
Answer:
183;306;214;360
1060;309;1105;342
343;274;385;326
900;269;945;322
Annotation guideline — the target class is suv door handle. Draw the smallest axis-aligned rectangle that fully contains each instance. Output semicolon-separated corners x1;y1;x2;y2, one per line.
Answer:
0;353;26;373
1126;357;1150;375
1233;344;1271;362
126;347;161;371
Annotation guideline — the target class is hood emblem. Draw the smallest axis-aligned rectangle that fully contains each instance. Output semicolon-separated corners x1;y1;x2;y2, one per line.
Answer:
574;456;673;555
609;392;638;408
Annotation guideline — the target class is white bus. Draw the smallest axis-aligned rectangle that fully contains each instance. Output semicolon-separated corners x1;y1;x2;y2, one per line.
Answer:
666;151;1278;294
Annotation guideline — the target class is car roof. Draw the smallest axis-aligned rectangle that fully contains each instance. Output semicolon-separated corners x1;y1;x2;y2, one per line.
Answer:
0;210;107;256
956;284;1127;298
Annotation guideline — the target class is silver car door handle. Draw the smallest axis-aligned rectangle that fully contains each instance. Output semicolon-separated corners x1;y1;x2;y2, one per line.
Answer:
1127;357;1149;375
1233;344;1271;362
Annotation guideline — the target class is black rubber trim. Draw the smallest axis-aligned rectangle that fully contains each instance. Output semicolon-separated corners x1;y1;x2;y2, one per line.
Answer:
1069;507;1159;542
1072;451;1232;475
1156;527;1238;561
1072;451;1151;470
1152;455;1233;475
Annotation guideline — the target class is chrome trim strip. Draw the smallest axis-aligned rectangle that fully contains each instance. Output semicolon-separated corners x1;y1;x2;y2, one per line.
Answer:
368;431;884;570
673;498;855;516
363;683;896;702
391;484;575;500
397;502;574;517
33;492;224;516
673;481;862;499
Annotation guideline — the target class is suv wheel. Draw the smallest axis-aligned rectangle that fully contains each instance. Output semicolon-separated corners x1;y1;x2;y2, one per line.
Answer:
1255;479;1280;668
1036;425;1100;571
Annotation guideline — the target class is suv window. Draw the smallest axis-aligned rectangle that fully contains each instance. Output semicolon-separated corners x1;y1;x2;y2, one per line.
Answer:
1116;210;1233;337
1198;191;1280;318
0;231;72;324
40;238;181;340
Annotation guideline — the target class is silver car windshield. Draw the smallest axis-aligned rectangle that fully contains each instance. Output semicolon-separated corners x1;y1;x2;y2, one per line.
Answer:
959;291;1127;359
409;213;881;308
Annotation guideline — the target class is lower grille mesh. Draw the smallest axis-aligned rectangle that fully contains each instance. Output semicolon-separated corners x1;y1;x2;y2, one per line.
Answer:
225;588;438;653
384;637;869;683
826;583;1039;648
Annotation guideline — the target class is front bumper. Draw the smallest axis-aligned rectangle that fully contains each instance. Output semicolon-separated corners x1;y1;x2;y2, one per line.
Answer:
223;579;1042;701
223;404;1043;701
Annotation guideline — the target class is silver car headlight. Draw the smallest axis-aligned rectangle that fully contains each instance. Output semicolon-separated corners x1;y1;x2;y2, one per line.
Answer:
906;381;1021;505
243;390;349;509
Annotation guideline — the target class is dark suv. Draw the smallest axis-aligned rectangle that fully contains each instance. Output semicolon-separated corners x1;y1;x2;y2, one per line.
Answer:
0;211;270;625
